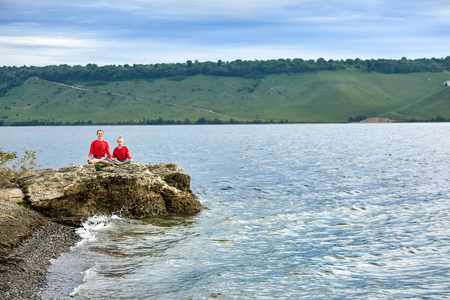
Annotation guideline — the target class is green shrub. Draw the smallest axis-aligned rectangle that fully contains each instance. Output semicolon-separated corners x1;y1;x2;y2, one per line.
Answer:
0;149;39;183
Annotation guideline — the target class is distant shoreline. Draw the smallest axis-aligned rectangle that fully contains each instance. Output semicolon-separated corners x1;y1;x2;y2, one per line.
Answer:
1;120;449;127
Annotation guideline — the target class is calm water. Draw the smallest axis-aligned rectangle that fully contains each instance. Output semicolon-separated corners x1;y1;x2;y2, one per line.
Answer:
1;124;449;299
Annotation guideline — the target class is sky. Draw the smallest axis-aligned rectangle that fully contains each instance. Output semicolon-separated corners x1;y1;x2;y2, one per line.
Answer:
0;0;449;66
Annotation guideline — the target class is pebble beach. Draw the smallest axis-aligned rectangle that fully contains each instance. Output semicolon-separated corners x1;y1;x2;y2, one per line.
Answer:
0;199;79;300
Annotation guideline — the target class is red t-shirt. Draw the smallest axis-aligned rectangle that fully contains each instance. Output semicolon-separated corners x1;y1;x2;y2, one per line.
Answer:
89;140;112;158
113;146;131;160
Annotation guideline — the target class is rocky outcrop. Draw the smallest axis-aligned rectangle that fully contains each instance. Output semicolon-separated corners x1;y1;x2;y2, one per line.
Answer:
8;162;201;220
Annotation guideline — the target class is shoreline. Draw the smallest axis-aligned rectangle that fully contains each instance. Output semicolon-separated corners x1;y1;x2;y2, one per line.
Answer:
0;199;80;300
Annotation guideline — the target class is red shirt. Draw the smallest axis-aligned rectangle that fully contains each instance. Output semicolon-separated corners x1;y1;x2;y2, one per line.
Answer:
89;140;112;158
113;146;131;160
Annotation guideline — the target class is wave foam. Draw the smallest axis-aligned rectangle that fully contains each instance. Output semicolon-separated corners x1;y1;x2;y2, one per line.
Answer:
74;214;123;247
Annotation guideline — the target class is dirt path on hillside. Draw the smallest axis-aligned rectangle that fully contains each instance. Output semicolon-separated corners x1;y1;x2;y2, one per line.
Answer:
40;78;244;121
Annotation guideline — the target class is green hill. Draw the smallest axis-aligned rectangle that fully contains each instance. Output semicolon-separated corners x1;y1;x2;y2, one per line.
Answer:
1;68;449;125
392;87;450;120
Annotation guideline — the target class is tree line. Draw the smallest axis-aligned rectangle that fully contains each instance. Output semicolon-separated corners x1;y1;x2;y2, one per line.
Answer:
3;117;291;127
4;114;448;126
1;57;450;96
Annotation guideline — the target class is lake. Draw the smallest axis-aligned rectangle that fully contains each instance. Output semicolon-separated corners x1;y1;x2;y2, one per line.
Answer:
1;124;449;299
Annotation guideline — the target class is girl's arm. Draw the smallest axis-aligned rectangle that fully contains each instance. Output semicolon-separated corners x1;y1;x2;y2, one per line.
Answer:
126;146;132;159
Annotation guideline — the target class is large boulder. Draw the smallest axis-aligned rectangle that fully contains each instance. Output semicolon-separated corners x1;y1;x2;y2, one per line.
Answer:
18;163;201;220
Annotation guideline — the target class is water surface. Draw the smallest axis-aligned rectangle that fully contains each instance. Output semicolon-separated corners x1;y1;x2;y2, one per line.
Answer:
1;124;449;299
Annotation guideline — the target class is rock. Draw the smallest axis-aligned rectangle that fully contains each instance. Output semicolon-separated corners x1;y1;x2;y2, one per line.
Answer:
0;178;25;204
0;199;44;256
17;163;201;220
0;187;24;204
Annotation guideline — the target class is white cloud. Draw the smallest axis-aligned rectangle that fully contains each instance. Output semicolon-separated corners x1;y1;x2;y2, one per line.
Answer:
0;0;448;66
0;35;100;48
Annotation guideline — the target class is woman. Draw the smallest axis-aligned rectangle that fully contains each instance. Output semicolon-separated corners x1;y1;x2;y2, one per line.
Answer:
86;129;114;165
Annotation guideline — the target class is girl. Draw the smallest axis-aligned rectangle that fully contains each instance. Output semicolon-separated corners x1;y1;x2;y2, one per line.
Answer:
112;136;132;165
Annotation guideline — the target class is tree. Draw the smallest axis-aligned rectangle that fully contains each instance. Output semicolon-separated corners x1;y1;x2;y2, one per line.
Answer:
196;117;207;124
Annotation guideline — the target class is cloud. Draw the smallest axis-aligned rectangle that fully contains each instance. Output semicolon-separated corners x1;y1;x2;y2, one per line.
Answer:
0;35;98;48
0;0;449;66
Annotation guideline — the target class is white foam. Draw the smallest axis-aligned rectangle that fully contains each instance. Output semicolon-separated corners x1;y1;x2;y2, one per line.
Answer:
74;214;123;247
69;266;94;297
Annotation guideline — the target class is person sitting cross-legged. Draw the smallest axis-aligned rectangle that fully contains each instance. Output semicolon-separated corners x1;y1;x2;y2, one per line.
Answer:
86;129;114;165
112;136;133;165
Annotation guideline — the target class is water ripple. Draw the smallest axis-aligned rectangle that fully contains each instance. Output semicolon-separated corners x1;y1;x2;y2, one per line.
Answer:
3;124;448;299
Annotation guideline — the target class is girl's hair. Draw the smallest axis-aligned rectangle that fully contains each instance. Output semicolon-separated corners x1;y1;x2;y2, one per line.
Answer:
117;136;123;141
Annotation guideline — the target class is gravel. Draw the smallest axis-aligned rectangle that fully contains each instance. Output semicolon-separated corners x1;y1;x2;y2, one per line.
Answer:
0;216;80;300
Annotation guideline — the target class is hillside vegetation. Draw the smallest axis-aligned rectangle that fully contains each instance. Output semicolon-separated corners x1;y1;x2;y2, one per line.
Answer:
1;58;450;125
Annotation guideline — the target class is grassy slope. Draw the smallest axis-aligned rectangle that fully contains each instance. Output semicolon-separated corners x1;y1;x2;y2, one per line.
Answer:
1;69;449;124
393;87;450;120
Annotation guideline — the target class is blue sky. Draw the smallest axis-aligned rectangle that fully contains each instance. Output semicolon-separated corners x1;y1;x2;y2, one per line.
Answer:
1;0;449;66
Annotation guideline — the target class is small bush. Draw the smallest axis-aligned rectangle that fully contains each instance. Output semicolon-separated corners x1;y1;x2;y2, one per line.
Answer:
0;149;39;183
